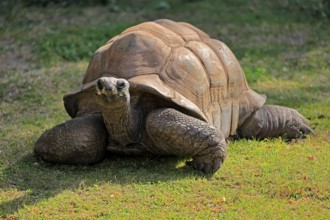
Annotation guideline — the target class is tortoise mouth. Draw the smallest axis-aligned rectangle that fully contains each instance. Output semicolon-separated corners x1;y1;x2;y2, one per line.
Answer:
95;92;129;109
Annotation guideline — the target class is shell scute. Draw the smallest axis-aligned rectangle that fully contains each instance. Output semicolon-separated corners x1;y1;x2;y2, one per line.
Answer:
155;19;201;42
163;46;211;110
83;30;171;83
122;21;185;47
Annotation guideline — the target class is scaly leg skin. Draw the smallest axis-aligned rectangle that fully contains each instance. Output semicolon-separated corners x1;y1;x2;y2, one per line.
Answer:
238;104;314;139
34;115;108;164
145;108;227;173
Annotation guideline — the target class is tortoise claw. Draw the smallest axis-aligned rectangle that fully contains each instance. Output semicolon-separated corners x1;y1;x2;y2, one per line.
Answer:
290;110;314;139
300;123;314;135
187;155;224;174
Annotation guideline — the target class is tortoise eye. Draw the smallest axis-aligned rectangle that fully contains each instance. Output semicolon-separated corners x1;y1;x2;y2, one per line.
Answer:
97;79;104;90
117;81;126;90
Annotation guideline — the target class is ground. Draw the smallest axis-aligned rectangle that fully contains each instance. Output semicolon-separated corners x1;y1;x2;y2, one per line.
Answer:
0;0;329;219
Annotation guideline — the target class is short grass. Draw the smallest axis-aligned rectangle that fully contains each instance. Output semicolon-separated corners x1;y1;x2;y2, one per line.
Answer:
1;0;329;219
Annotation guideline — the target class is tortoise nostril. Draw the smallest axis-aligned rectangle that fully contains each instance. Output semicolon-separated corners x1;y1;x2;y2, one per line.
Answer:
105;84;113;91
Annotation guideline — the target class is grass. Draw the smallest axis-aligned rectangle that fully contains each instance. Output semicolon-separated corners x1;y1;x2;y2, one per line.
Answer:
0;0;329;219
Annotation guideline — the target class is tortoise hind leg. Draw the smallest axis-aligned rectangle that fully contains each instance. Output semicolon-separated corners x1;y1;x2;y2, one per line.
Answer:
238;105;314;139
145;108;227;173
34;115;107;164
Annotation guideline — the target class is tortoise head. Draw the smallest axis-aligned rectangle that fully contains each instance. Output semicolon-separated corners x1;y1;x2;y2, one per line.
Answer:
94;77;130;109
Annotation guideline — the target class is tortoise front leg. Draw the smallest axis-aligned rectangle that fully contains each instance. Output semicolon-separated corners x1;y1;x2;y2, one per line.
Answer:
145;108;227;173
35;115;108;164
238;105;314;139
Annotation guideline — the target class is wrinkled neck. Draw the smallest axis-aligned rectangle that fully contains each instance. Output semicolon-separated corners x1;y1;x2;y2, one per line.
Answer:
101;102;139;146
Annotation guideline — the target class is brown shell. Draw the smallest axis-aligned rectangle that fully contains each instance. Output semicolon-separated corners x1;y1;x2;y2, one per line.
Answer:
64;19;266;137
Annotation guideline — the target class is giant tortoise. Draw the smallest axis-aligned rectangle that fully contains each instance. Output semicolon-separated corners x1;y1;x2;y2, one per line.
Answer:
35;19;313;173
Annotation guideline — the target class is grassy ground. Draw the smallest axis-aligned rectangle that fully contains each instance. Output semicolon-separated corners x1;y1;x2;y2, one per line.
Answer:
0;0;329;219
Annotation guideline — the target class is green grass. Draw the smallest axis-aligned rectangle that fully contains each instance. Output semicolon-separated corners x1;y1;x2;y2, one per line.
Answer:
1;0;329;219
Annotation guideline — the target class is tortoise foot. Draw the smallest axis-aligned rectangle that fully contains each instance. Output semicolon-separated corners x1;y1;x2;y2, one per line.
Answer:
187;155;224;174
35;115;107;165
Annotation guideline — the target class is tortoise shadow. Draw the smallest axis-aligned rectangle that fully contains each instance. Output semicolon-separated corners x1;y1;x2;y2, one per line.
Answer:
0;152;205;217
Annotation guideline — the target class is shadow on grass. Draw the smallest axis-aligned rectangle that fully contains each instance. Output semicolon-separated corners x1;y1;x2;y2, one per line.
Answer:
0;152;203;217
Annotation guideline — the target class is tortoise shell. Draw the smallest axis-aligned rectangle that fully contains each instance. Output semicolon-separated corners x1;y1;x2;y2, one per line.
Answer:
64;19;266;137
